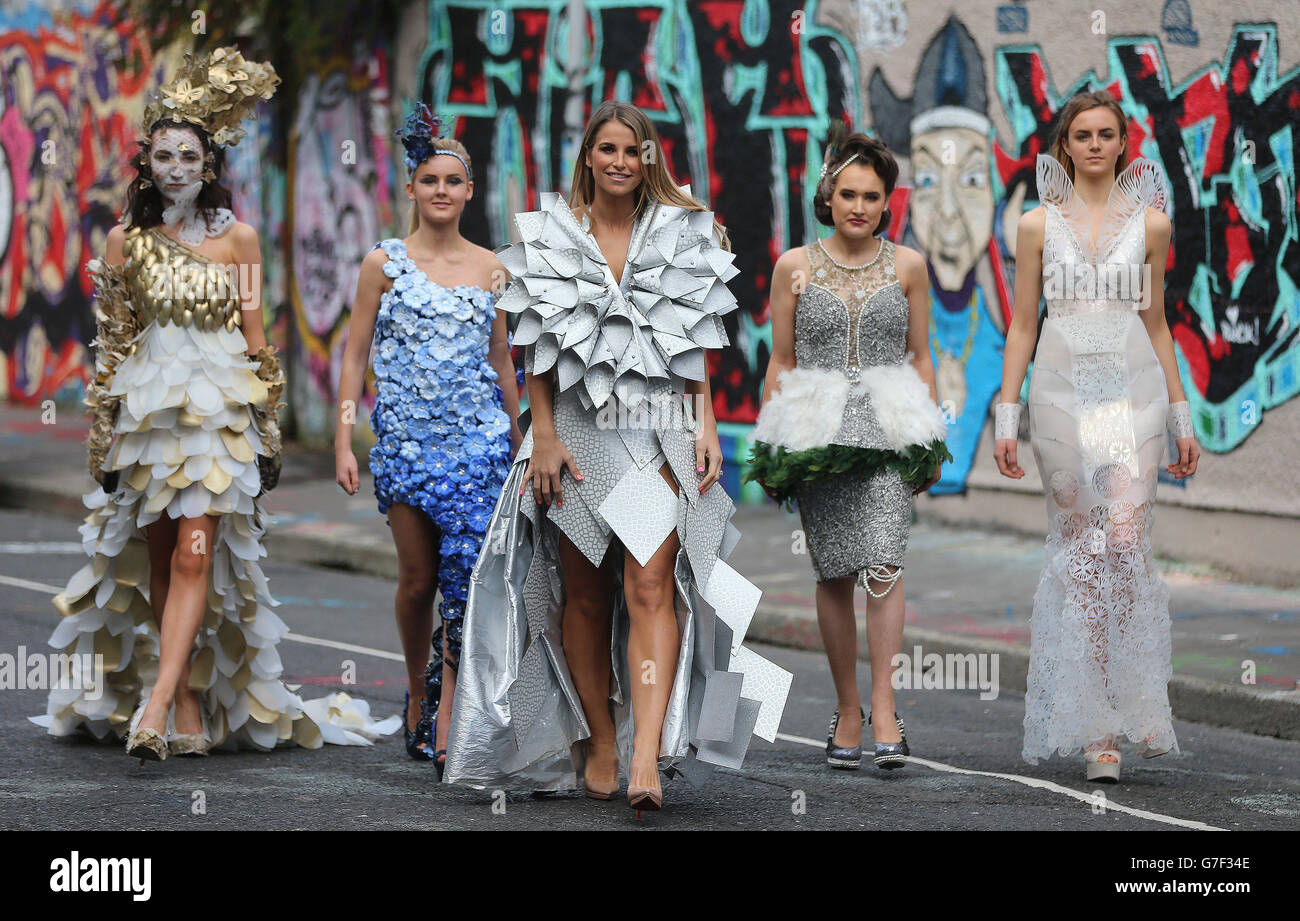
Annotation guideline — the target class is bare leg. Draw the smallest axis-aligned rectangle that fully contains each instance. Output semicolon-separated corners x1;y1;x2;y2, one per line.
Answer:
815;575;861;746
621;464;683;794
138;514;217;735
864;568;904;744
388;503;440;751
559;531;618;785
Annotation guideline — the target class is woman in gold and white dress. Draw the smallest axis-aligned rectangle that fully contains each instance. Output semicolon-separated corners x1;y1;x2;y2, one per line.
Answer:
30;47;397;760
995;91;1200;782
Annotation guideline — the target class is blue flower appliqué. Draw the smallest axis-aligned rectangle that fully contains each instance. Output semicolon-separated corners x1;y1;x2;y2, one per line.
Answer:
367;238;513;553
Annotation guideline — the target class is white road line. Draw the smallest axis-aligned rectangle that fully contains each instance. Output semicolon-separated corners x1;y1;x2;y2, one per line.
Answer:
282;632;405;662
775;731;1223;831
0;573;62;594
1;574;405;663
0;542;83;554
0;571;1228;830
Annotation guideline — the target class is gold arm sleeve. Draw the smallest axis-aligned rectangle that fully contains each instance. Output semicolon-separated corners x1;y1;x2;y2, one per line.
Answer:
85;257;137;484
251;344;286;492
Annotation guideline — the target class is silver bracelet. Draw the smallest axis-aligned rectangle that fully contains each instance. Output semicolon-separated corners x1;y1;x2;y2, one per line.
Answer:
1167;400;1193;439
994;403;1022;440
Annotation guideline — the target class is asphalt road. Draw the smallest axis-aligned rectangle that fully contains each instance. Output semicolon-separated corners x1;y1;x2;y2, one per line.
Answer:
2;508;1297;831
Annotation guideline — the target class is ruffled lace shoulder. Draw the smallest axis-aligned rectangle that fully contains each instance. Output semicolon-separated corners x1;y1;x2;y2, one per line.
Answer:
1110;157;1168;215
1035;153;1075;208
496;190;740;410
1035;153;1168;263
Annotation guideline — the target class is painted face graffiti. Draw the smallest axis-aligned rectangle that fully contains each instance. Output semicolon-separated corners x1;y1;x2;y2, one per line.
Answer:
909;126;994;292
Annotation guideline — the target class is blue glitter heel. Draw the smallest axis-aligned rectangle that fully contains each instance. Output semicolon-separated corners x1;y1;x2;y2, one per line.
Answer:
868;711;909;770
825;707;864;770
403;691;436;762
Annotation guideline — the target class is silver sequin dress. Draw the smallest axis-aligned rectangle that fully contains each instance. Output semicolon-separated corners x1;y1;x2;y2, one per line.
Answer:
1021;154;1178;762
750;238;947;584
444;191;793;791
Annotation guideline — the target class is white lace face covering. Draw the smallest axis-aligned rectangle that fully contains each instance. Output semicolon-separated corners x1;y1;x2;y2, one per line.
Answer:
150;126;234;246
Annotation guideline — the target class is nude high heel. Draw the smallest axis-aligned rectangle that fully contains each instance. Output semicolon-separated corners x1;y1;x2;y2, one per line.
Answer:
626;777;662;811
582;739;620;800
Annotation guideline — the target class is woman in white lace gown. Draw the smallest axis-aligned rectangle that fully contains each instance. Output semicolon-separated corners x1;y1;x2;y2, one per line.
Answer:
995;91;1201;782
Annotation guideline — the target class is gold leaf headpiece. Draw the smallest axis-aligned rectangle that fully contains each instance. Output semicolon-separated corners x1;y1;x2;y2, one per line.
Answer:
141;46;279;149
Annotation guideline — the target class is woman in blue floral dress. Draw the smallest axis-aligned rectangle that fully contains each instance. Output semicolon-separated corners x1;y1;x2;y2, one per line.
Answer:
335;106;521;774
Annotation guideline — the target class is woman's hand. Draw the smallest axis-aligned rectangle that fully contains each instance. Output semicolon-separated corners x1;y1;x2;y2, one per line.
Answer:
336;448;360;495
1166;437;1201;478
994;438;1025;479
695;411;724;494
522;431;581;507
913;464;942;495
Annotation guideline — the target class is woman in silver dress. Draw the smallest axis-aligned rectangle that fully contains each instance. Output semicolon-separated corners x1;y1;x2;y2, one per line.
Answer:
994;91;1200;782
748;130;949;770
444;101;791;810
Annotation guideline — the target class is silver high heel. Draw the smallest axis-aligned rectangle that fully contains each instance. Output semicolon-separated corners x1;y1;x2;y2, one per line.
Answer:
868;711;909;770
825;708;864;770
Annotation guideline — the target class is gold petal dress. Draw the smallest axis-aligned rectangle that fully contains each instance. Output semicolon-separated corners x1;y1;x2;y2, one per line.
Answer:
31;225;399;750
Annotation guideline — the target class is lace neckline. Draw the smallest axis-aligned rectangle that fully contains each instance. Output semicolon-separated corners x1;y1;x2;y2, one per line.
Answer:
160;204;236;248
816;236;883;270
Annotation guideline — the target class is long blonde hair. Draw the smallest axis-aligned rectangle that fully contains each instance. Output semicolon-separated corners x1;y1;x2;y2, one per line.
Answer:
407;136;474;233
569;100;730;251
1051;90;1130;182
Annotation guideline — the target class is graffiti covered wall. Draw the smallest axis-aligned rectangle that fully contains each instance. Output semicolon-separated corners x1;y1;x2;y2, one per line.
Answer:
0;1;395;444
4;1;1297;517
0;1;165;404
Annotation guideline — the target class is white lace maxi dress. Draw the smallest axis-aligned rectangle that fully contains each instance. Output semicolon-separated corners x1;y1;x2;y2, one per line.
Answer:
444;192;793;790
1022;155;1179;762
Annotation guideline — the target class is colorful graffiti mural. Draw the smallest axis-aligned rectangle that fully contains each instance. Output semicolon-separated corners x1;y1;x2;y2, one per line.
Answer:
3;2;1296;490
0;1;164;404
287;54;395;440
414;0;860;424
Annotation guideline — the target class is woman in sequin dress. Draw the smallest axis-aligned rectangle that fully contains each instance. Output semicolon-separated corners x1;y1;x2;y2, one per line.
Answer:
336;107;521;775
748;131;949;771
994;91;1200;782
444;101;791;811
31;47;398;759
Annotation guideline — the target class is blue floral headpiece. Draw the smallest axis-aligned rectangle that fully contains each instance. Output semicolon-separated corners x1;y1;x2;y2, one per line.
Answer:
395;103;471;178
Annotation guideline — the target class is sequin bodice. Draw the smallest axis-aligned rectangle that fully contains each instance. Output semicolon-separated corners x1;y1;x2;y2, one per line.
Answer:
122;226;243;332
795;238;908;378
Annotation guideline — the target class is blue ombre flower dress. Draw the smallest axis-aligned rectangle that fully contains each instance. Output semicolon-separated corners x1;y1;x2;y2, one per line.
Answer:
368;237;512;732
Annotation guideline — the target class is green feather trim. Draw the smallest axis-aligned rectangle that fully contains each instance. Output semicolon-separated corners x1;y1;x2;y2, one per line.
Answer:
744;440;953;511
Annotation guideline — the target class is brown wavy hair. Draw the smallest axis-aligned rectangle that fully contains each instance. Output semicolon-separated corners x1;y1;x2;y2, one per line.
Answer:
1051;90;1130;181
569;100;730;251
125;120;234;230
814;133;898;234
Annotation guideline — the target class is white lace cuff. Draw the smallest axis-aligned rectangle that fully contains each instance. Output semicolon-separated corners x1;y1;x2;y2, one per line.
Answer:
1167;401;1193;439
994;403;1022;440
